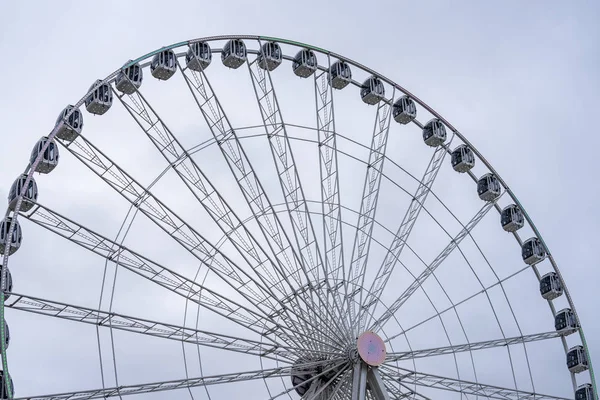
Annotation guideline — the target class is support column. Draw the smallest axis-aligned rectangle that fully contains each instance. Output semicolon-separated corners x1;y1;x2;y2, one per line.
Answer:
367;367;390;400
351;361;368;400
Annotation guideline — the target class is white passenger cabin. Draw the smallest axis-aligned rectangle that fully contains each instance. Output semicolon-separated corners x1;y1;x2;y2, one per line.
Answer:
360;76;385;105
477;173;501;201
328;61;352;89
30;137;59;174
521;237;546;265
55;105;83;141
257;41;282;71
451;145;475;173
186;42;212;71
500;204;524;232
422;119;447;147
221;39;247;69
576;384;594;400
0;217;22;256
292;49;317;78
0;268;12;300
151;50;177;80
115;60;143;94
393;96;417;124
85;79;112;115
554;308;578;335
567;345;589;373
539;271;562;300
8;174;38;212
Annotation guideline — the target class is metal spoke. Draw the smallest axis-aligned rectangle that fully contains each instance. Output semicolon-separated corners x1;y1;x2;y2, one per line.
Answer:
20;202;313;345
60;134;277;308
318;369;352;400
113;80;295;303
345;90;395;333
15;361;336;400
55;135;320;350
247;44;325;284
379;382;406;400
381;367;571;400
303;365;351;400
247;43;349;343
3;291;304;362
385;331;566;362
370;195;502;332
229;195;474;355
179;61;305;289
332;372;353;400
384;264;531;344
0;36;591;400
113;73;350;365
382;380;432;400
178;54;348;349
361;134;453;330
267;360;350;400
314;59;348;316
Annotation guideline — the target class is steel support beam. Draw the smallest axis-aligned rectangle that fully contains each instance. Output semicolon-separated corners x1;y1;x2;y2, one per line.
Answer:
351;361;369;400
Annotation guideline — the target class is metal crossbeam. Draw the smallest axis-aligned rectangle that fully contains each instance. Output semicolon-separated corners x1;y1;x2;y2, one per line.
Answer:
331;373;353;400
382;367;571;400
3;291;298;362
370;196;501;332
382;381;432;400
114;80;296;303
321;369;352;400
179;55;348;349
248;50;325;285
15;363;321;400
345;91;395;332
268;361;350;400
384;264;531;344
60;135;277;312
21;202;306;343
386;331;564;361
115;78;346;350
315;63;346;296
360;139;452;330
55;135;326;351
247;45;349;343
303;366;350;400
179;62;305;290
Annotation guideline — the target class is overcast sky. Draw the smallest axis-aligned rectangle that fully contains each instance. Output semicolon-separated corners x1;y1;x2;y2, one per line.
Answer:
0;1;598;399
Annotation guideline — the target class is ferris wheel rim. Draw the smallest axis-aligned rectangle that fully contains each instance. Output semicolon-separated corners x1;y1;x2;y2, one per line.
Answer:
0;34;594;399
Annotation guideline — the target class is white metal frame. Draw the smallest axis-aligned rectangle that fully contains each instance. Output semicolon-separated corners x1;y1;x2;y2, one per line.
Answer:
0;35;594;400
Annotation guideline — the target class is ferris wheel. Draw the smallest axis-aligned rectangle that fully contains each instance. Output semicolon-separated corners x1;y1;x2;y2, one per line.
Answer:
0;34;596;400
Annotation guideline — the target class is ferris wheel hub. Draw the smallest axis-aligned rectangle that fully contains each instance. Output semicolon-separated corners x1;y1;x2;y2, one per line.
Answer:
356;331;386;366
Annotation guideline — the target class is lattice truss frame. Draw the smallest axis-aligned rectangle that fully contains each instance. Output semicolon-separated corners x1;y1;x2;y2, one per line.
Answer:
0;35;594;400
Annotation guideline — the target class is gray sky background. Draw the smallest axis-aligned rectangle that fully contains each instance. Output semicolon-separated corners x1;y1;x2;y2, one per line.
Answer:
0;0;598;398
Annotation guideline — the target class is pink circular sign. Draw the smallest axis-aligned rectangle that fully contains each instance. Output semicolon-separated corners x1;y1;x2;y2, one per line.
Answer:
357;331;386;366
